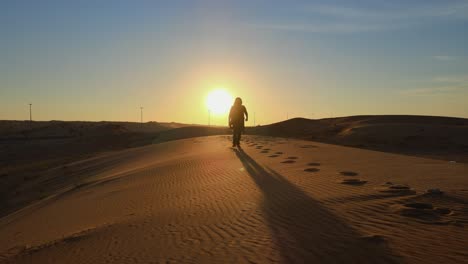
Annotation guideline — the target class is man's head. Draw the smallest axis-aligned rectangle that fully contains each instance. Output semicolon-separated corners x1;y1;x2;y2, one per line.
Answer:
234;97;242;106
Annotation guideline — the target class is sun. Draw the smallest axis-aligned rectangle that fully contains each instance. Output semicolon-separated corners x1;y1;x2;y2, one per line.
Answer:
206;89;233;115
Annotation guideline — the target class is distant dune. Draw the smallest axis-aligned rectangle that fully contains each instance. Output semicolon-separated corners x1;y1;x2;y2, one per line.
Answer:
0;121;187;217
247;115;468;162
0;120;187;178
0;120;189;138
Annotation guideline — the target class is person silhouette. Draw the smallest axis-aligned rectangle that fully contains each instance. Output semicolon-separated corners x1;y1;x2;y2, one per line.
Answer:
229;97;248;148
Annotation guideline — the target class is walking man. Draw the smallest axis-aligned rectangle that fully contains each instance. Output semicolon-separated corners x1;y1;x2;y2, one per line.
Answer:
229;97;248;148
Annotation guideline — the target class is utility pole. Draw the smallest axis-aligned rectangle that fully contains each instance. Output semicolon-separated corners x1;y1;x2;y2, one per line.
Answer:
254;112;256;126
140;107;143;123
286;112;289;120
29;103;32;121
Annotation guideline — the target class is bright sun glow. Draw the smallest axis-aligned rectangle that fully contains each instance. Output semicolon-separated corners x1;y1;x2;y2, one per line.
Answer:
206;89;233;115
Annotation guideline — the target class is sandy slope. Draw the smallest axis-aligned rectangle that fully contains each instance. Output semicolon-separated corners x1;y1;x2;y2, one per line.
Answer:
0;120;207;218
0;136;467;263
248;115;468;162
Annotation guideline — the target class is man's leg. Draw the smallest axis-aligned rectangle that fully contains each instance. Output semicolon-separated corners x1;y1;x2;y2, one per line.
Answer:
234;127;241;146
232;129;236;147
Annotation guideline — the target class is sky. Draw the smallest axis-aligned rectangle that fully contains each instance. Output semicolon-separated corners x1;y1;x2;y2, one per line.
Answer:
1;0;468;125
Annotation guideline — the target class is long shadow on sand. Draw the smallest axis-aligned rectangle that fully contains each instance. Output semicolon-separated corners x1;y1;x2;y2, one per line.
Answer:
234;149;400;263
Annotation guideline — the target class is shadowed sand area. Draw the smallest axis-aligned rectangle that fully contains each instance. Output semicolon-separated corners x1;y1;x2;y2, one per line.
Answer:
233;149;398;263
1;135;467;263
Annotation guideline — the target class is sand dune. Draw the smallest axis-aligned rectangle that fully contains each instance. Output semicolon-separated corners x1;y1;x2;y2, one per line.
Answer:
1;135;467;263
0;120;192;218
0;120;190;137
248;115;468;162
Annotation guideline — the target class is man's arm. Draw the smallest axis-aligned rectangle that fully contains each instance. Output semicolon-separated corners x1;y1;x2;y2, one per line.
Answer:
228;107;233;127
244;106;248;121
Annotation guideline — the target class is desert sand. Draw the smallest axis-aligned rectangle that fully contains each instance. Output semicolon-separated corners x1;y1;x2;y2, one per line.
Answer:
1;135;467;263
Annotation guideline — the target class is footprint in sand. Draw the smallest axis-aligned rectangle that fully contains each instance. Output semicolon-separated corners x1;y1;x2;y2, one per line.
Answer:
394;202;453;223
390;190;465;225
425;189;444;195
340;179;367;185
360;234;387;245
300;145;318;148
286;156;298;160
275;152;283;155
260;150;269;153
307;162;321;166
340;171;358;176
281;160;296;164
404;202;434;210
304;168;320;173
378;183;416;195
268;154;279;158
256;146;263;149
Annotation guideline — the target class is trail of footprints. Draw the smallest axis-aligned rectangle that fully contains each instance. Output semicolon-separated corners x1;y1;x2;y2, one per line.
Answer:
243;138;465;225
245;140;419;198
245;140;320;169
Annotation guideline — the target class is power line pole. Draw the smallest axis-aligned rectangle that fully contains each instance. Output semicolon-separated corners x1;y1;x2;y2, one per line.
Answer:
29;103;32;121
140;107;143;123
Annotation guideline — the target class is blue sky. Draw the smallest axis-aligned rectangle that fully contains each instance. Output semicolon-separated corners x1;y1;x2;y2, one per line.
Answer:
1;0;468;124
